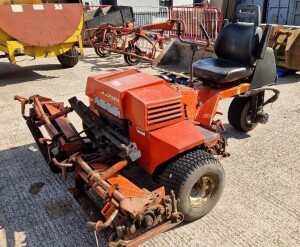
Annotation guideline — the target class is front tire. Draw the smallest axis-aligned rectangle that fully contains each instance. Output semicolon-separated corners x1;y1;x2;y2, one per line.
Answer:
228;97;258;132
158;150;224;222
57;47;79;68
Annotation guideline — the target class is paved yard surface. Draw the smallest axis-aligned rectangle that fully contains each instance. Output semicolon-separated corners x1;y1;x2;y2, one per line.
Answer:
0;49;299;247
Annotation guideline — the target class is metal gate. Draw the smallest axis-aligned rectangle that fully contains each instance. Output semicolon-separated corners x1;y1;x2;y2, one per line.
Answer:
168;6;223;41
83;5;222;41
132;6;169;26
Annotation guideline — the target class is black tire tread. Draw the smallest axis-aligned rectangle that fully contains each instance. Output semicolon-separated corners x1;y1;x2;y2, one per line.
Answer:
159;150;221;196
159;150;224;221
124;46;142;66
94;46;111;58
228;97;257;132
57;47;79;68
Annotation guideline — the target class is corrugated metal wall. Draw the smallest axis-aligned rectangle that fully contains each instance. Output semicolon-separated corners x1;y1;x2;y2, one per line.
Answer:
222;0;236;20
290;0;300;25
109;0;300;26
223;0;300;25
266;0;293;25
238;0;267;22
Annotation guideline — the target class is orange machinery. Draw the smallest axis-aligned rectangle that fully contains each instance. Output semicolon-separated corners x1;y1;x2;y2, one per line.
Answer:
14;69;227;246
84;20;182;65
14;4;280;247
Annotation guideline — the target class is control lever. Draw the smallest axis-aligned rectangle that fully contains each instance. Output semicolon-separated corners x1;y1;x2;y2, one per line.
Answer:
177;22;210;86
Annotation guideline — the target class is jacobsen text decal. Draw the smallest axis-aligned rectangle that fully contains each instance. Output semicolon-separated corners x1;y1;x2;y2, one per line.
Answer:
99;90;120;103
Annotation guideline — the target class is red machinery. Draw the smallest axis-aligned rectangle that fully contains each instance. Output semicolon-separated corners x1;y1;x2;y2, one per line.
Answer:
14;4;279;247
83;20;182;65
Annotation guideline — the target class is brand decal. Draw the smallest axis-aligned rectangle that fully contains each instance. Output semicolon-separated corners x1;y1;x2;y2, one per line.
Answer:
112;80;122;87
99;90;120;103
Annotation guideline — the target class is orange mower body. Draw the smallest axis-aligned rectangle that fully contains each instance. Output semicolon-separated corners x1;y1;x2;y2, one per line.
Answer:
13;4;280;247
85;69;237;174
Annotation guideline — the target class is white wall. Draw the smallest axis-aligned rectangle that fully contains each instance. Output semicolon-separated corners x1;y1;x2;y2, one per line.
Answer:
117;0;159;7
173;0;193;6
173;0;224;7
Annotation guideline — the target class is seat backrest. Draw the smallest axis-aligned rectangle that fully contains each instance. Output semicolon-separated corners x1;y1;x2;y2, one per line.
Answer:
214;4;263;66
214;23;262;66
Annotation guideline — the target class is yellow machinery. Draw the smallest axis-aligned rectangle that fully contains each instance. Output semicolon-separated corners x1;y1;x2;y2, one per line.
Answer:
270;25;300;71
0;0;84;67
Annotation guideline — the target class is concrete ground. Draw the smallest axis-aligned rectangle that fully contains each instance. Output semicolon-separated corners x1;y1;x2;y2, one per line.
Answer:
0;48;299;247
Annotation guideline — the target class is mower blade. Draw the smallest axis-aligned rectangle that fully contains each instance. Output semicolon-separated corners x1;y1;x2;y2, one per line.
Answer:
111;220;183;247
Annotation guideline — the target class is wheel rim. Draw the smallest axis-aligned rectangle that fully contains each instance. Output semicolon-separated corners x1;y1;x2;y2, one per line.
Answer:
246;114;251;124
128;54;141;63
125;46;142;65
245;102;252;124
189;175;217;207
242;101;257;130
96;47;109;55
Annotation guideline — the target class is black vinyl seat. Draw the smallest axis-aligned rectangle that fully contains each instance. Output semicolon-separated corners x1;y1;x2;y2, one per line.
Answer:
193;58;253;84
193;9;262;84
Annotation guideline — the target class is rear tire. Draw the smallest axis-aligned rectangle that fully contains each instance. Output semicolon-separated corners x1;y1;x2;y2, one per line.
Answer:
94;30;113;58
94;46;111;58
158;150;224;222
57;47;79;68
228;97;258;132
124;46;142;65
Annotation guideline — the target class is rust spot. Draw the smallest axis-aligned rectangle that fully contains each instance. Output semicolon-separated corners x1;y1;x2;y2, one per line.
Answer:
28;182;45;195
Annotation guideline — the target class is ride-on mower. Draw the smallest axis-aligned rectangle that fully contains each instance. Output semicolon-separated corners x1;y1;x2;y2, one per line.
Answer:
14;5;279;247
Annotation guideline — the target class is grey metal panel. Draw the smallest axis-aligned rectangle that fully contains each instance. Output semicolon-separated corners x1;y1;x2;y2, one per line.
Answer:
267;0;278;7
266;0;295;24
278;8;289;24
280;0;291;8
267;8;289;24
238;0;266;23
222;0;237;20
267;8;281;23
239;0;266;13
241;0;265;7
253;0;265;6
268;0;291;8
291;0;300;25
